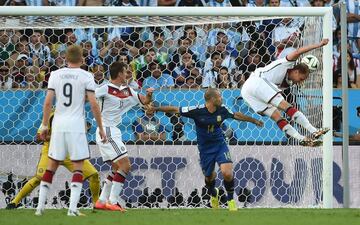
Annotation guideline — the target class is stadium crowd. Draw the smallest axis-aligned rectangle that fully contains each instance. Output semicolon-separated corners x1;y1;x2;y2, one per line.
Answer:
1;0;359;90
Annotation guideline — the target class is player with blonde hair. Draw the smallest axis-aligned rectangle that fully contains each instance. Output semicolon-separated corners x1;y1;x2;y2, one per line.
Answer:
35;45;106;216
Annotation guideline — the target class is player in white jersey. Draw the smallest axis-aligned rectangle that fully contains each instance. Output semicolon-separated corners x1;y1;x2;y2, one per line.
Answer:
35;45;107;216
94;61;153;211
241;39;330;146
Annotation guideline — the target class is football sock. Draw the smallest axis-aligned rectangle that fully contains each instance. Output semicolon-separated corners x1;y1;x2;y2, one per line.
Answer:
109;171;127;205
224;179;235;201
286;107;317;133
205;179;217;197
37;170;54;210
99;172;114;203
277;119;305;141
69;170;83;212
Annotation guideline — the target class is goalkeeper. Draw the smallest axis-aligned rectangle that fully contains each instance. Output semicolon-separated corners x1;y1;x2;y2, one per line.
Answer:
6;109;100;209
241;39;330;147
148;88;263;211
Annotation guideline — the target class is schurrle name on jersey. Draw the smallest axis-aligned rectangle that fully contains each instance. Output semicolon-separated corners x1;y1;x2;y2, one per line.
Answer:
60;74;79;80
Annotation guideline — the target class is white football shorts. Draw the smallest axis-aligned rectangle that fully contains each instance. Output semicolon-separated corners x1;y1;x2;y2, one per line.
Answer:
241;75;284;114
48;132;90;161
96;126;128;162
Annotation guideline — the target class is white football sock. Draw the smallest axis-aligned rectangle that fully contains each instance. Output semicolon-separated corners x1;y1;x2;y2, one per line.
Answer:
109;181;124;205
37;181;51;210
283;124;305;141
292;111;318;133
99;179;112;203
69;182;83;212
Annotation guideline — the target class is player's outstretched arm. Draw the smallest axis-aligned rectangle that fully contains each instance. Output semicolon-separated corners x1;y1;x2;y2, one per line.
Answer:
154;106;180;114
139;88;155;105
233;112;264;127
87;91;107;143
286;39;329;61
39;89;55;140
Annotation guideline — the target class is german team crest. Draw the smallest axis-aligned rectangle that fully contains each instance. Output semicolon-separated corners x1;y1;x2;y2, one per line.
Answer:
217;115;222;122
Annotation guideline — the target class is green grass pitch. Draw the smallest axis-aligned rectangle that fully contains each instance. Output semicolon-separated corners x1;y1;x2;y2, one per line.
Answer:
0;208;359;225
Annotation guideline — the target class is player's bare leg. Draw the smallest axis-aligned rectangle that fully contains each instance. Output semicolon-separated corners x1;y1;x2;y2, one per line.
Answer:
205;172;219;209
106;157;129;212
35;158;60;216
220;163;237;211
67;160;86;217
276;100;329;140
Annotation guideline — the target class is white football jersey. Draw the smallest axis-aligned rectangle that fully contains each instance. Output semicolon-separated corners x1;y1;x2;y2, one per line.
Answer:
95;83;143;127
252;57;296;86
48;67;95;133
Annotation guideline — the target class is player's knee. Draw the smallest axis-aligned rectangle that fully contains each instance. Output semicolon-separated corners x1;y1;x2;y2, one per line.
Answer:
262;106;278;118
221;170;233;181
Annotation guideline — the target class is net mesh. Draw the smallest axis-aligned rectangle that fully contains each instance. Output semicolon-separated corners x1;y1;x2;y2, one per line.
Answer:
0;14;325;208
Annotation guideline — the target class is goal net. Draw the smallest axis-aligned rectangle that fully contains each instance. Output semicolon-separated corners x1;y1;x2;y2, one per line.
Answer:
0;7;333;209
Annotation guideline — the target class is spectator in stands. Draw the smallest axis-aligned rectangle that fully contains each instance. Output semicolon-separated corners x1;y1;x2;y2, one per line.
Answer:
168;36;198;72
0;30;15;62
272;18;300;59
57;29;77;53
216;67;233;89
238;48;266;80
334;50;360;88
158;0;177;6
205;0;232;6
172;52;200;87
310;0;337;32
91;64;109;88
28;30;52;69
44;0;78;5
135;48;166;84
142;61;174;89
280;0;311;6
104;0;139;6
204;42;237;75
133;103;166;142
74;28;99;56
184;75;200;89
100;40;121;70
8;36;29;69
202;52;223;88
208;31;239;59
175;0;205;6
0;61;12;90
183;26;207;63
20;66;42;89
117;52;131;65
82;41;101;68
11;54;29;88
246;0;265;7
256;0;281;56
153;29;175;60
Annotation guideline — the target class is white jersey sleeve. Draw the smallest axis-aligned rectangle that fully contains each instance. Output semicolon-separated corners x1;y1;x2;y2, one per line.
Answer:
47;71;56;91
129;87;144;107
254;57;296;85
95;85;108;98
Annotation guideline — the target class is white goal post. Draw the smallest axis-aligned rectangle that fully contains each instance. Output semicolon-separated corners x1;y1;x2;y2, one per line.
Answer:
0;6;333;208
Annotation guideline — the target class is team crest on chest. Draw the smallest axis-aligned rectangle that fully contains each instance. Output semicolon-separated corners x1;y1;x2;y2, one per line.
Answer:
217;115;222;122
108;86;133;99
